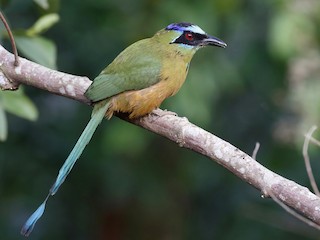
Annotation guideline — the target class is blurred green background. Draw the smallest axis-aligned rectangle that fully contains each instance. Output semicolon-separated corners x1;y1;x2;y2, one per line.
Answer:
1;0;320;239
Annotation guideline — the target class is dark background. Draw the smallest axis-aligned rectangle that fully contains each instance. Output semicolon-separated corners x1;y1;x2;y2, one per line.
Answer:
1;0;320;239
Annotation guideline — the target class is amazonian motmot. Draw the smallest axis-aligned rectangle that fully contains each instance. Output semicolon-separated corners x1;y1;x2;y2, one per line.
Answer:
21;22;226;236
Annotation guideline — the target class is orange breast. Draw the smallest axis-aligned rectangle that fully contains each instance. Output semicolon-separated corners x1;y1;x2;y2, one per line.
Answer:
106;56;190;119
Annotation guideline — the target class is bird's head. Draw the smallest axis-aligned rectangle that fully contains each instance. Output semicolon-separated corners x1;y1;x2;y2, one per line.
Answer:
155;22;227;50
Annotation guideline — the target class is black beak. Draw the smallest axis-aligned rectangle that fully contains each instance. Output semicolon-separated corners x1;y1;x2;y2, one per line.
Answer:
202;35;227;48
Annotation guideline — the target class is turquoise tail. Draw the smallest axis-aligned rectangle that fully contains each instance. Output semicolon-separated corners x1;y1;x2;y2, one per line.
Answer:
21;101;110;237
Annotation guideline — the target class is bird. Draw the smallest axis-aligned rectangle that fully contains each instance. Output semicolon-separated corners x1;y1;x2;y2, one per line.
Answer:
21;22;226;236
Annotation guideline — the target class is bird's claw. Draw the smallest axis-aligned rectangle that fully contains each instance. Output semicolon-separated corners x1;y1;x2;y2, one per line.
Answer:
151;108;178;117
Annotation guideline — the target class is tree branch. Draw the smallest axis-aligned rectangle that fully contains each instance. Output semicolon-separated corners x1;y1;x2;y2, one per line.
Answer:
0;45;90;102
1;45;320;227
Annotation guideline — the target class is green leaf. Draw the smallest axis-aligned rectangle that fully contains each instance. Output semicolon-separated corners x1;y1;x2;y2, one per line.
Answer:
33;0;49;9
0;104;8;141
27;13;59;36
15;36;57;69
1;88;38;121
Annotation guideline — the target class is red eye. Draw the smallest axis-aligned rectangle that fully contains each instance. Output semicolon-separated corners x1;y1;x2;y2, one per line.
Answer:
185;32;194;41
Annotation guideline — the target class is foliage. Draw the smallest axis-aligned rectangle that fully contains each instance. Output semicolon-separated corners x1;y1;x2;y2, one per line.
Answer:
0;4;58;141
1;0;320;239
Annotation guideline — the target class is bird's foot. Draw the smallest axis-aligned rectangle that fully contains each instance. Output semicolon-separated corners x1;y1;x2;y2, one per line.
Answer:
151;108;178;117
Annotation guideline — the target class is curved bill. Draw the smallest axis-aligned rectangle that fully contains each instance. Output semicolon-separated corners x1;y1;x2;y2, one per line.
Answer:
202;35;227;48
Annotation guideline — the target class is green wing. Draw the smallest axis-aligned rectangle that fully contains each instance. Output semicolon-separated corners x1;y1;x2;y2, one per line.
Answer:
85;39;162;102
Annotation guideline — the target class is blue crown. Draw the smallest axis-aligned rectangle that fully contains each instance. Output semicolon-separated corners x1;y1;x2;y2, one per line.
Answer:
166;22;193;31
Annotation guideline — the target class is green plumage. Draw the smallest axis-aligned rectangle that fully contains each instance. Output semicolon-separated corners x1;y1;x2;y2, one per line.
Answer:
85;39;163;102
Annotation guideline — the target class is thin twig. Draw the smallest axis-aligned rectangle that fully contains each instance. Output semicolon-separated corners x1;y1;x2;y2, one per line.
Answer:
252;140;320;230
0;11;19;66
309;136;320;148
303;125;320;197
268;190;320;230
252;142;260;160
